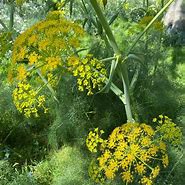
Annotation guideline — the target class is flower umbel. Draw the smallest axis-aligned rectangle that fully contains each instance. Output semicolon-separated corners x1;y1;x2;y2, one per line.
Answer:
68;54;107;95
13;81;48;117
10;10;85;117
86;118;182;184
153;115;182;145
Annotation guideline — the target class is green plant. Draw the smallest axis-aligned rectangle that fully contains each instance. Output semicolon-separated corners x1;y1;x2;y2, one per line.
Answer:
0;160;36;185
33;160;53;185
33;146;93;185
0;160;14;184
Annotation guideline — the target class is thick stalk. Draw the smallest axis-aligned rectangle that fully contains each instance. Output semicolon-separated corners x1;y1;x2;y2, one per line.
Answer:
105;79;126;104
89;0;133;122
118;67;133;122
90;0;119;54
9;1;15;30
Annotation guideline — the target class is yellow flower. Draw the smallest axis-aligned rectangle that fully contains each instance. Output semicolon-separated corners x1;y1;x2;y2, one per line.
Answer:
141;137;151;146
141;176;153;185
159;141;166;151
28;52;40;65
105;168;115;179
162;154;169;168
114;150;123;160
152;118;157;122
159;114;163;119
45;56;61;70
130;144;140;155
126;153;135;162
12;81;47;117
151;166;160;179
10;11;86;117
18;47;27;61
135;163;146;175
156;115;182;145
121;158;130;170
86;128;104;153
28;34;38;45
67;56;80;67
69;37;79;47
17;65;27;81
38;39;50;51
88;160;105;183
141;124;155;136
148;145;159;156
87;118;181;184
122;171;133;183
68;55;107;95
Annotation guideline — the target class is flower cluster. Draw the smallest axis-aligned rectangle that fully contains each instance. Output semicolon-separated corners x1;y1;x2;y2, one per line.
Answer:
86;128;104;153
88;160;105;183
16;64;29;81
12;10;84;77
67;55;107;95
10;10;85;117
13;81;48;117
153;115;182;145
86;118;182;185
10;10;109;117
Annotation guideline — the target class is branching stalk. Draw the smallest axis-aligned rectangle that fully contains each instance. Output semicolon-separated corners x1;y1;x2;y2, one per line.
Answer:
37;70;59;104
89;0;119;54
90;0;134;122
104;79;126;104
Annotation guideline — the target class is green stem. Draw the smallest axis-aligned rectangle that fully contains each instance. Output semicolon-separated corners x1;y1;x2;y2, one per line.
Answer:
128;0;175;53
100;56;116;62
9;1;15;30
0;19;8;30
105;79;125;104
90;0;119;54
36;69;59;104
136;155;153;171
118;67;134;122
90;0;134;122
